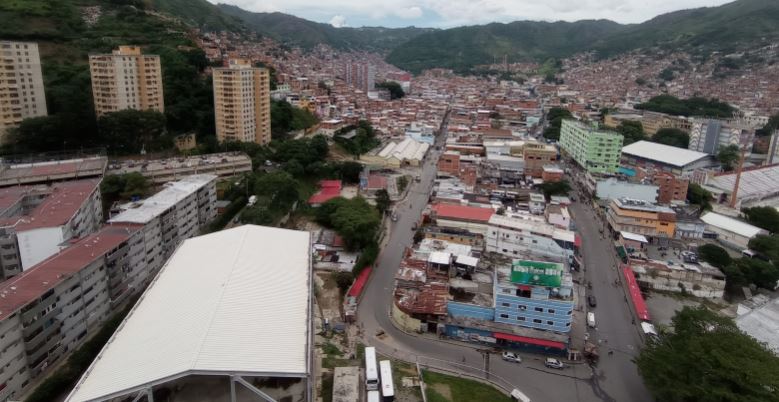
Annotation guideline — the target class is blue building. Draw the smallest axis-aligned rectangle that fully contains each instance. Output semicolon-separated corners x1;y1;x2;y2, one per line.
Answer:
494;260;574;333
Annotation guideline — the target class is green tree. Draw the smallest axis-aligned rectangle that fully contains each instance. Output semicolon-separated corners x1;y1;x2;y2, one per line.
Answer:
742;207;779;233
635;95;735;118
635;77;647;86
332;271;354;293
734;258;779;290
697;244;732;269
543;108;572;141
254;171;299;210
375;189;391;214
336;161;363;184
687;183;712;210
317;197;380;250
652;128;690;148
636;306;779;402
538;180;571;199
240;206;274;225
658;68;675;81
121;173;150;199
616;120;644;145
717;144;741;171
748;235;779;262
376;81;405;99
97;110;168;155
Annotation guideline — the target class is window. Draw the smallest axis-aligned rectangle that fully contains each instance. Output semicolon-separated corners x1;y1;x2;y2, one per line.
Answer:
517;305;526;311
501;302;510;307
547;321;554;325
517;317;526;321
548;309;556;314
534;307;543;312
533;319;542;324
501;288;512;294
499;314;509;319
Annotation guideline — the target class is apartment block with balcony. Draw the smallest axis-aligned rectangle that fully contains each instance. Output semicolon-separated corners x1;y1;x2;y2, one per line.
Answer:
89;46;164;117
486;214;578;263
0;178;103;278
0;41;47;142
108;175;217;262
606;198;677;240
494;260;575;333
559;119;623;174
652;171;689;204
0;225;141;401
212;59;271;145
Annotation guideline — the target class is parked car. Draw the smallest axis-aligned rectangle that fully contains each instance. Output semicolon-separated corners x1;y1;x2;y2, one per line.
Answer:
588;295;597;308
391;214;398;222
502;352;522;363
545;358;564;370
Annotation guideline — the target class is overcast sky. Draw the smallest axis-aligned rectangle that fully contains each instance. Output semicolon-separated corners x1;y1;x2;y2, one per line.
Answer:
210;0;734;28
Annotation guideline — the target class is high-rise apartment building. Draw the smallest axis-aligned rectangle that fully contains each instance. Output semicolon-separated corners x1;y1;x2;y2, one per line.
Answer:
559;119;623;174
342;62;375;93
88;46;164;117
212;59;271;144
0;41;47;141
689;119;754;155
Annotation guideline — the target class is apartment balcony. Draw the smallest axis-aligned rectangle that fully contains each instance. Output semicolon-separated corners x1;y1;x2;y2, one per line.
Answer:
26;332;61;365
24;320;61;348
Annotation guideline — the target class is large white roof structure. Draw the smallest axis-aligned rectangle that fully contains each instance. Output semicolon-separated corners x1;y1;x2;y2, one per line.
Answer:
706;164;779;207
621;141;709;168
377;138;430;162
66;225;312;402
700;212;767;239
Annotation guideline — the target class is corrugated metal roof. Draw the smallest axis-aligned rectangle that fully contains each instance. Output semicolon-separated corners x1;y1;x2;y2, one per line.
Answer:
622;140;709;168
66;225;311;402
700;212;767;239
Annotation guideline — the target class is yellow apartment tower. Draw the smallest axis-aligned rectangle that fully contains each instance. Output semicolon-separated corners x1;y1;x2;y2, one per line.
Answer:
0;41;47;142
89;46;164;117
212;59;271;144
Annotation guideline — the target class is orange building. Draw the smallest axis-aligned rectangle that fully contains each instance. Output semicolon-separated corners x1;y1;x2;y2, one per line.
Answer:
652;172;689;204
606;198;676;239
523;142;558;177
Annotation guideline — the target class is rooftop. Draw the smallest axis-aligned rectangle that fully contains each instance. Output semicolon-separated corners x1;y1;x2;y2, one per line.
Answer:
432;203;494;223
0;225;137;320
736;297;779;355
707;163;779;202
0;178;101;230
308;180;343;205
108;175;216;224
488;214;576;243
700;212;767;239
612;198;676;214
66;225;312;402
621;140;710;168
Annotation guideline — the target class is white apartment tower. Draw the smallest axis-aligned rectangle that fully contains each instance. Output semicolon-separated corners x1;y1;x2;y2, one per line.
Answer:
0;41;47;141
212;59;271;145
88;46;164;117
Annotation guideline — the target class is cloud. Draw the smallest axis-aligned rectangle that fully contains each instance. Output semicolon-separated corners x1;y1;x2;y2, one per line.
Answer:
395;6;423;19
329;15;347;27
209;0;735;27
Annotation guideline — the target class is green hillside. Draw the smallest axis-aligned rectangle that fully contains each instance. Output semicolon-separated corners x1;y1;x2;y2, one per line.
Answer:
386;20;624;73
217;4;434;52
386;0;779;73
0;0;219;154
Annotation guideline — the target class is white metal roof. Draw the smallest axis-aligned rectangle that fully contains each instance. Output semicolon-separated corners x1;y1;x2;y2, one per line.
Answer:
455;255;479;267
108;175;216;224
428;251;451;265
621;141;709;168
620;231;649;243
66;225;311;402
700;212;767;239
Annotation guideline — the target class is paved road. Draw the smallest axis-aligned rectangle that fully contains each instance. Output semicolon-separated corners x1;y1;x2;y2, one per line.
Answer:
356;122;652;401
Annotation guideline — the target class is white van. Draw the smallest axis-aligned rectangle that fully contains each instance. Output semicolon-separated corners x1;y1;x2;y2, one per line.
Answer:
587;312;596;328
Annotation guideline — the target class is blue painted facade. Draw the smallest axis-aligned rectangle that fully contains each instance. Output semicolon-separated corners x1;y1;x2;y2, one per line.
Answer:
447;301;495;321
445;325;567;355
494;286;574;333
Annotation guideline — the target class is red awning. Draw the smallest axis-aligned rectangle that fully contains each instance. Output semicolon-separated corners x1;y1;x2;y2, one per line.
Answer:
492;332;566;350
574;234;582;248
347;266;373;298
622;265;651;321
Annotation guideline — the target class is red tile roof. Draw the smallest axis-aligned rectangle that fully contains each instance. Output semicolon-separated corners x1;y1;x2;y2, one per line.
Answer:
347;266;372;298
0;179;101;231
432;203;494;223
366;175;388;190
0;225;137;320
623;265;650;321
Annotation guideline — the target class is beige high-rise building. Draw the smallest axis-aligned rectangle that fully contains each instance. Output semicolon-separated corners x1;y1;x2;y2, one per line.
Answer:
213;59;271;144
89;46;164;117
0;41;47;142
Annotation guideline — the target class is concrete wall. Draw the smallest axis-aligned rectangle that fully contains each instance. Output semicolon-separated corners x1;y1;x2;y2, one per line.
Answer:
391;303;424;333
447;302;495;321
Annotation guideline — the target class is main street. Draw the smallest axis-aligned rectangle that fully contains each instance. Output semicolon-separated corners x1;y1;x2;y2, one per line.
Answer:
356;120;651;401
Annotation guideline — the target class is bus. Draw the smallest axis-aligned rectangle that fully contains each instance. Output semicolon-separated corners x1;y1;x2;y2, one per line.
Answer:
367;390;381;402
379;360;395;401
364;347;379;391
